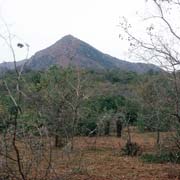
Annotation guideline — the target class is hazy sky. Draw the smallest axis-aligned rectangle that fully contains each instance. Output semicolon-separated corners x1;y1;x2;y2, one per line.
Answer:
0;0;146;63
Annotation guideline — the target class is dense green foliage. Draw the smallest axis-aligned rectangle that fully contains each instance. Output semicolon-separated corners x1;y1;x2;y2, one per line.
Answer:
0;66;177;138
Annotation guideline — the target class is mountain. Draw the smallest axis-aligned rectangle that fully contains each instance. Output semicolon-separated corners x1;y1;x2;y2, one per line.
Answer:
0;35;161;73
0;60;26;75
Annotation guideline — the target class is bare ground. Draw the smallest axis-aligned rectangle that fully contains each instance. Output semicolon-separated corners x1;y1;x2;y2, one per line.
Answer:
1;130;180;180
49;131;180;180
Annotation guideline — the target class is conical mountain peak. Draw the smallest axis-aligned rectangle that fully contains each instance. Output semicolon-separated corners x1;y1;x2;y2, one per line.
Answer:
0;35;161;73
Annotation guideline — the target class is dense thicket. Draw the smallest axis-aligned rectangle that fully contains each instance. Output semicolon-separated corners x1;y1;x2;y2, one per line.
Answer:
0;67;172;135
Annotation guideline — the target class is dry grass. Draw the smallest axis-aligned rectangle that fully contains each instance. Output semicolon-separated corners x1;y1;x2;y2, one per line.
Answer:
1;129;180;179
49;130;180;180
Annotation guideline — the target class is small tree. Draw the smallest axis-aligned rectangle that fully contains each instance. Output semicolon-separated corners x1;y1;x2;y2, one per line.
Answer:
38;66;90;149
0;22;54;179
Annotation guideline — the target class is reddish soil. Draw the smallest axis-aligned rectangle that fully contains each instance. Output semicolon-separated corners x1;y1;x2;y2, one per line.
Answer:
49;131;180;180
1;130;180;180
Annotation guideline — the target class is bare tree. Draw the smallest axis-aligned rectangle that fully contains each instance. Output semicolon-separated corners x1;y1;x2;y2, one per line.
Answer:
0;21;54;180
119;0;180;154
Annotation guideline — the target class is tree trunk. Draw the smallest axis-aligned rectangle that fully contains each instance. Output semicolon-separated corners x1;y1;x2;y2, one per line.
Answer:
104;121;110;136
55;135;64;147
156;129;160;145
127;124;131;143
116;120;122;137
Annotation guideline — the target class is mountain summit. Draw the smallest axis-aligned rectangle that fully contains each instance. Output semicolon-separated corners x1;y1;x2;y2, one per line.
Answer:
0;35;161;73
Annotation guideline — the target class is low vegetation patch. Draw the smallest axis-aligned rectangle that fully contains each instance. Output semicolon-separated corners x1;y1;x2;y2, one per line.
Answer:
121;141;142;156
141;151;180;164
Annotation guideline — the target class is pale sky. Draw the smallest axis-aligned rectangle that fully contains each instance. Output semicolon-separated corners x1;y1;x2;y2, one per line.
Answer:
0;0;146;63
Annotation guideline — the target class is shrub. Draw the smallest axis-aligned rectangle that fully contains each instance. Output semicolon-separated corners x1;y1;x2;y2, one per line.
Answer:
78;120;97;136
141;151;180;164
121;141;142;156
